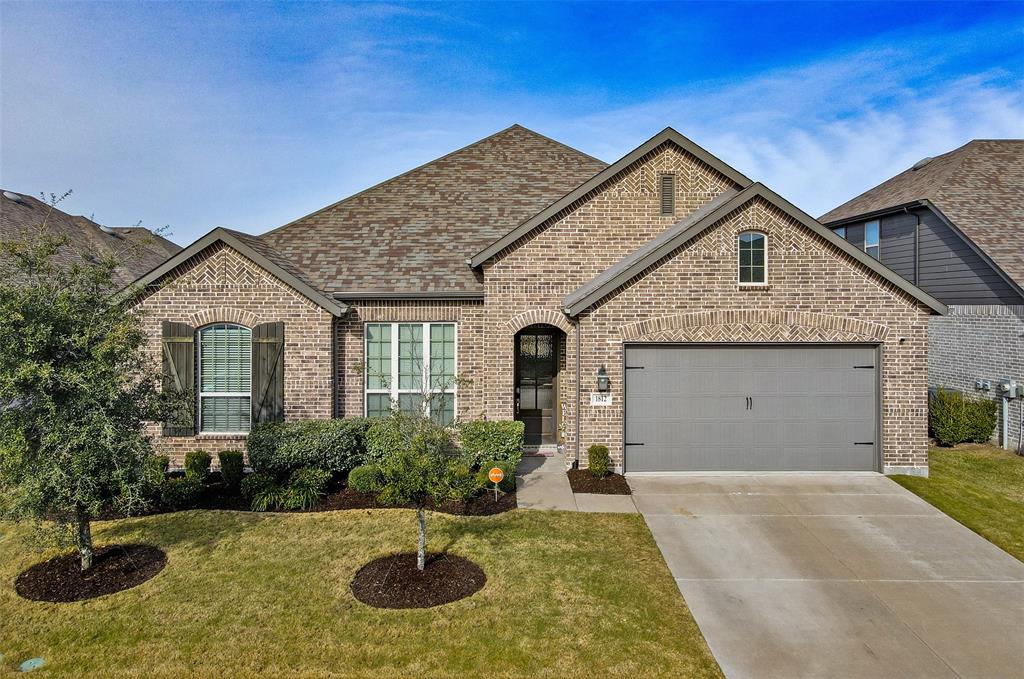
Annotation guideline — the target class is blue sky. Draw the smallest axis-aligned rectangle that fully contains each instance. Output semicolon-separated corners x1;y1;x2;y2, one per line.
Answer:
2;1;1022;244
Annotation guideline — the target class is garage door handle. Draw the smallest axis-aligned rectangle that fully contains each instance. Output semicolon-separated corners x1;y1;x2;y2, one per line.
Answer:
625;442;645;446
854;442;875;445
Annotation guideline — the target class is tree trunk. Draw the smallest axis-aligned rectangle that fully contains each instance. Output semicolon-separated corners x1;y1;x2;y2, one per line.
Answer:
416;507;426;572
76;510;94;572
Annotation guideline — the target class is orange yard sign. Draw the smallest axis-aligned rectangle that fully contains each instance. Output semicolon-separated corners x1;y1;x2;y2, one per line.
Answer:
488;467;505;484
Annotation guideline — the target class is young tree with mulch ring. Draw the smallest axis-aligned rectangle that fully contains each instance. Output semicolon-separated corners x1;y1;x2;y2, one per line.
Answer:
0;194;169;573
372;411;478;571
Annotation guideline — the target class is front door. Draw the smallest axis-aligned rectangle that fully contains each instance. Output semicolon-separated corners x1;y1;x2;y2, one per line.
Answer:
515;329;559;446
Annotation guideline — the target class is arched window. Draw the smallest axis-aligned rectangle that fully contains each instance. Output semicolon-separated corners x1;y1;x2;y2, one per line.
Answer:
198;323;252;433
738;231;767;285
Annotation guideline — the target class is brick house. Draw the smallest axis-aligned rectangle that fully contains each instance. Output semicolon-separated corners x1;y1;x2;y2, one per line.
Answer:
130;126;945;475
821;140;1023;452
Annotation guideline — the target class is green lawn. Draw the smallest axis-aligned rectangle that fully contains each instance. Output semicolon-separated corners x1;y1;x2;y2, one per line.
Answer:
892;444;1024;561
0;509;722;678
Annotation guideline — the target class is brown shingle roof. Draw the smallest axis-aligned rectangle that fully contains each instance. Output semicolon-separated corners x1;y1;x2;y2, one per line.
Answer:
0;190;182;286
820;140;1024;285
260;124;607;296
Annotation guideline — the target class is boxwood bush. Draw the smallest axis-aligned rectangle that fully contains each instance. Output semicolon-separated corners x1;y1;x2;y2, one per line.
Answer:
348;464;381;493
930;388;998;446
218;450;244;491
247;418;372;478
458;420;525;468
184;450;212;480
587;444;610;478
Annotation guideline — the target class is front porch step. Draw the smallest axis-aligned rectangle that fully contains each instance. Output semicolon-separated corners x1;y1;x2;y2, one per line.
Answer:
523;444;560;457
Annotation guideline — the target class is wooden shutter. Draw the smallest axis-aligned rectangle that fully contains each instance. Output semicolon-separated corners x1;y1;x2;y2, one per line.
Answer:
251;322;285;424
161;320;196;436
660;174;675;215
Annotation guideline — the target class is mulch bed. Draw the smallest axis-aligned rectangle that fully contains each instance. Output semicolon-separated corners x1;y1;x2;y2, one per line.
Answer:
351;552;486;609
567;468;632;495
15;544;166;603
87;473;517;520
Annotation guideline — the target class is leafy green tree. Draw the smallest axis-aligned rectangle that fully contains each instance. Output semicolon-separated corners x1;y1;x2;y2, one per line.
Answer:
374;412;476;571
0;193;165;571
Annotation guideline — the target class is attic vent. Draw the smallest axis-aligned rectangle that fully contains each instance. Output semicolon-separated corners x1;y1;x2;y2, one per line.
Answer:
660;174;675;215
2;191;26;204
911;157;934;171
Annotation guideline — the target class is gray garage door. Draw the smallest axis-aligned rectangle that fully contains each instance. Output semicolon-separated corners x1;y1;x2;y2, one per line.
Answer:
624;345;878;472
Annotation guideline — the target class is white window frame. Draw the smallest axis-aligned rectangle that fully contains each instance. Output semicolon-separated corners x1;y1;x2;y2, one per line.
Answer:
864;219;880;259
363;322;458;422
196;323;252;435
737;230;768;286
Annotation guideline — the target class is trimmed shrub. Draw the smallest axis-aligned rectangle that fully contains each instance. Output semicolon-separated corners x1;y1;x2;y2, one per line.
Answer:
141;454;171;504
184;450;212;480
587;444;610;478
160;474;203;510
348;464;382;494
247;418;371;478
475;460;516;494
930;388;998;446
365;416;410;465
458;420;525;468
218;451;244;492
966;398;999;443
365;415;458;465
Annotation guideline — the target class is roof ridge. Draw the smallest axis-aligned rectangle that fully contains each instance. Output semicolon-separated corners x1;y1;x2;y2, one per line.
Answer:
260;125;600;239
506;124;607;166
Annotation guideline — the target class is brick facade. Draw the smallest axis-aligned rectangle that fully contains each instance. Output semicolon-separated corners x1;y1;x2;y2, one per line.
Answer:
929;305;1024;451
137;242;334;467
482;144;932;474
140;139;936;474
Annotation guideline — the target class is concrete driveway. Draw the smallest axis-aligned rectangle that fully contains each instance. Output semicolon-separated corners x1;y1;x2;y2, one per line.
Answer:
631;474;1024;679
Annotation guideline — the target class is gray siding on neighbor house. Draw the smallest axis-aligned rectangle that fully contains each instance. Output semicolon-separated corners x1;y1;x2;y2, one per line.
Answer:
833;206;1024;306
877;210;917;283
929;305;1024;451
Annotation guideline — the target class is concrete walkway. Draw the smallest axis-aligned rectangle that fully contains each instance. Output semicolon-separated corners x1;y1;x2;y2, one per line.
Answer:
632;473;1024;679
515;454;637;512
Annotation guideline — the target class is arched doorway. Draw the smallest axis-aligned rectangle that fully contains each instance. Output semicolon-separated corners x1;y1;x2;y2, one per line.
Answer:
514;324;565;446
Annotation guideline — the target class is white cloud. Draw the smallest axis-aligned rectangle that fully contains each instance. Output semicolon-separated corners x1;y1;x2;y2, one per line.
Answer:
1;6;1021;242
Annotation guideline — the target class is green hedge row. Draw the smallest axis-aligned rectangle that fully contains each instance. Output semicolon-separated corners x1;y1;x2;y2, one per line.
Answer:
457;420;525;468
247;418;373;478
248;416;525;482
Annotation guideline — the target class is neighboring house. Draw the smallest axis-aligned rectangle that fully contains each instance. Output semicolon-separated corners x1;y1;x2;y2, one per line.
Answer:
129;125;945;475
0;189;181;285
821;140;1024;452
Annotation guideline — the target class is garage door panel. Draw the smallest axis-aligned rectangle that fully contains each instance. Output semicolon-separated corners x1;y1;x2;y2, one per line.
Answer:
625;345;878;472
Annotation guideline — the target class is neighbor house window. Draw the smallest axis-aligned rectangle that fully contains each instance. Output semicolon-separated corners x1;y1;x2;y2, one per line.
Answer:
833;226;846;239
738;231;767;284
364;322;457;425
864;220;880;259
198;324;251;433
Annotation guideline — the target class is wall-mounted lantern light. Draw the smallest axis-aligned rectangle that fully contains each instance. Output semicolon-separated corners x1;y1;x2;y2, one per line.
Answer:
597;366;610;392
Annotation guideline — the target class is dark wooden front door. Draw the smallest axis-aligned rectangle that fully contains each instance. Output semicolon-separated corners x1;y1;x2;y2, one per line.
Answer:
515;329;559;446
